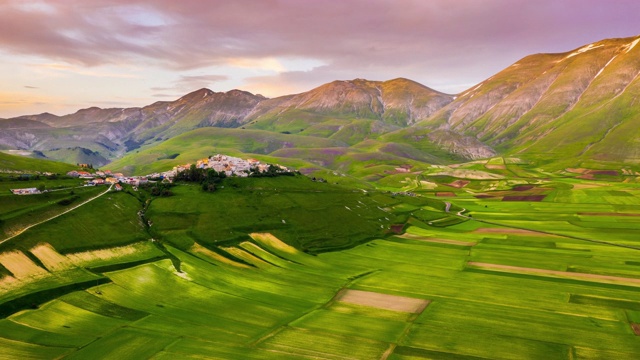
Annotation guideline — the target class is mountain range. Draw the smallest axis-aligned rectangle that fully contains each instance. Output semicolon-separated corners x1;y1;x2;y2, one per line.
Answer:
1;35;639;172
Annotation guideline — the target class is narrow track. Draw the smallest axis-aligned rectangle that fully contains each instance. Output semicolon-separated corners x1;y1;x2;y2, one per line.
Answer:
0;184;113;245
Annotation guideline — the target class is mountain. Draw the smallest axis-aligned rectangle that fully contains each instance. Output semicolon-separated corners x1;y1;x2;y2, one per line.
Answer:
245;78;454;144
0;78;455;165
0;89;265;165
247;78;453;127
407;35;640;166
3;35;640;171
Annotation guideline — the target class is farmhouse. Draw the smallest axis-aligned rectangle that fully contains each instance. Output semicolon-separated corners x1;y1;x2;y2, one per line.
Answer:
105;177;118;184
125;178;139;186
77;171;93;179
114;184;123;191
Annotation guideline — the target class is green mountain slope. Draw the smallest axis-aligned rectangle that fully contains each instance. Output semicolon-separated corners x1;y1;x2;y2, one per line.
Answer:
0;79;460;166
0;151;78;174
409;35;640;167
4;35;640;173
245;78;454;144
106;128;346;175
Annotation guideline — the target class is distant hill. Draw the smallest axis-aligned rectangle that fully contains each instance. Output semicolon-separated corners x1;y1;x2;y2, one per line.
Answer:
2;34;640;172
0;78;459;167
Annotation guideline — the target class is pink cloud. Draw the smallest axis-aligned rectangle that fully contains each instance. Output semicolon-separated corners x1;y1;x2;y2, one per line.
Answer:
0;0;638;103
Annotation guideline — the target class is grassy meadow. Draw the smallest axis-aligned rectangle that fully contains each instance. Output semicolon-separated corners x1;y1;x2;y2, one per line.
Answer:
0;158;640;358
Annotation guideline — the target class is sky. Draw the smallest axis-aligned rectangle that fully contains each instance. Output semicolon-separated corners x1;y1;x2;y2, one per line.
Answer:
0;0;639;118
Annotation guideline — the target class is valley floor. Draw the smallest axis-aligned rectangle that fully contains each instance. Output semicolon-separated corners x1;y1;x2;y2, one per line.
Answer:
1;174;640;359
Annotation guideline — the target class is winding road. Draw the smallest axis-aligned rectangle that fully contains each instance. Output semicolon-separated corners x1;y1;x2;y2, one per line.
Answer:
0;184;113;246
444;201;466;216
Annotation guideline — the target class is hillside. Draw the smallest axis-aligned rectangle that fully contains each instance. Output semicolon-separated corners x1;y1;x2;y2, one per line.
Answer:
408;35;640;167
0;78;460;167
0;90;266;165
2;35;640;173
244;78;454;144
0;151;78;174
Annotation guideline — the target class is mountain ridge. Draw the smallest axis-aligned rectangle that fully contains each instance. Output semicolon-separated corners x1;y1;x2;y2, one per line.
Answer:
2;34;640;169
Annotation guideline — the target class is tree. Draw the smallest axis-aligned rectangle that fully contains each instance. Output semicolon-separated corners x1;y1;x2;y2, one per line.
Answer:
37;183;45;192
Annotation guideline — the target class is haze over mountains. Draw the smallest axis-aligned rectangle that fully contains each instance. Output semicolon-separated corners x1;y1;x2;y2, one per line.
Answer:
1;35;639;169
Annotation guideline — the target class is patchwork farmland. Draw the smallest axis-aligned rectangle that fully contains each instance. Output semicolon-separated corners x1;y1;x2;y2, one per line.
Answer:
0;169;640;358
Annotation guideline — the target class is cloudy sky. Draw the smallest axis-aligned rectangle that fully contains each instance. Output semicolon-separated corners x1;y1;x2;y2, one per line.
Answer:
0;0;638;117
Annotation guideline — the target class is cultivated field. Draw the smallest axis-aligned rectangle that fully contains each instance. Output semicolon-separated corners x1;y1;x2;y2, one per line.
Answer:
0;169;639;358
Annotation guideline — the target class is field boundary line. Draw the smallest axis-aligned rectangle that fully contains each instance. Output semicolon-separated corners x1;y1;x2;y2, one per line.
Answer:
446;202;640;252
0;184;113;245
467;261;640;287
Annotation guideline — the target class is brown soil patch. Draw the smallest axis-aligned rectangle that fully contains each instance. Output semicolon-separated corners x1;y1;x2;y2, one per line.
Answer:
577;174;595;180
447;180;470;188
222;246;271;268
588;170;619;176
474;194;495;199
338;289;430;313
566;168;589;174
30;243;72;271
512;185;534;191
67;243;157;267
250;233;298;255
632;323;640;336
467;262;640;287
190;243;251;269
436;192;456;197
0;251;48;279
399;233;475;246
474;228;558;237
502;195;546;202
485;164;507;170
389;224;405;234
578;212;640;217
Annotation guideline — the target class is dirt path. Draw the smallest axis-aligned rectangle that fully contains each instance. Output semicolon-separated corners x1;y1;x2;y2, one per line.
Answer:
444;201;466;216
0;184;113;245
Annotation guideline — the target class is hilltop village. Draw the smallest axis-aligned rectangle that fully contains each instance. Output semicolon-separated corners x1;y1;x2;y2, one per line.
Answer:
10;155;292;195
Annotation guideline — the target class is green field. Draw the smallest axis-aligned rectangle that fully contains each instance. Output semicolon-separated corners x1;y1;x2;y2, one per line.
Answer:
1;162;640;359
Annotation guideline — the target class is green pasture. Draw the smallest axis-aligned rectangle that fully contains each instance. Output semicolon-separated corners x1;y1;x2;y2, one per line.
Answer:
1;189;147;253
0;151;78;174
0;177;83;193
0;186;104;242
146;176;411;253
0;171;640;358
